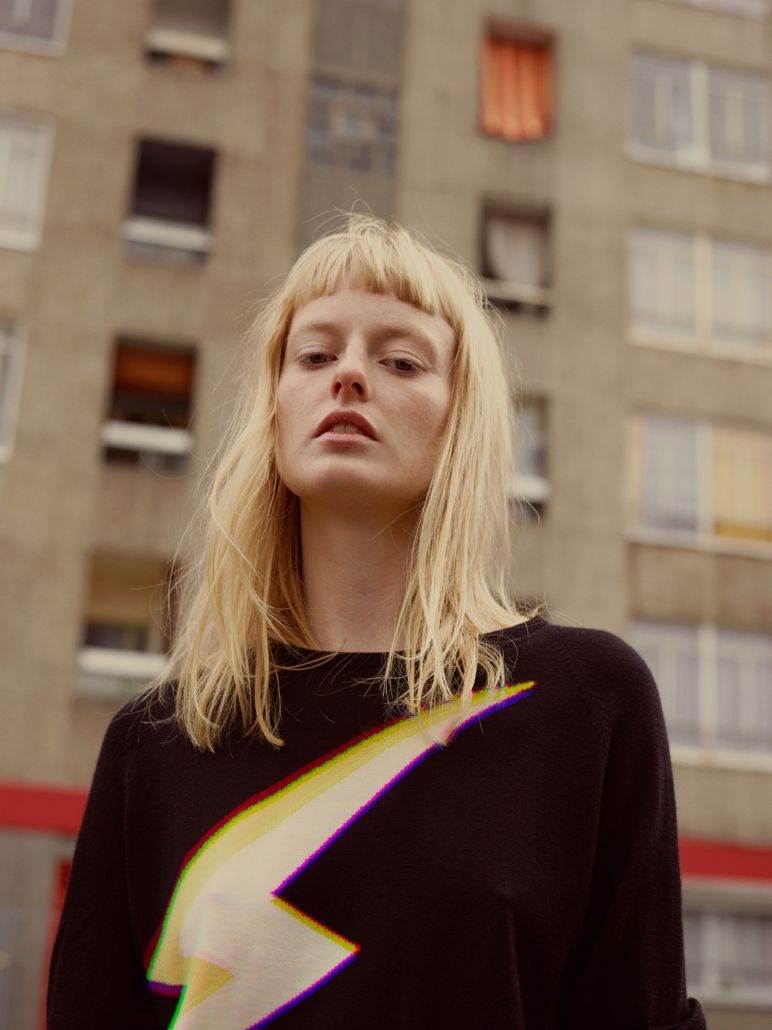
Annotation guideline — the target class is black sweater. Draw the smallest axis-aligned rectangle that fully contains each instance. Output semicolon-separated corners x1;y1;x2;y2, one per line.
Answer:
47;616;708;1029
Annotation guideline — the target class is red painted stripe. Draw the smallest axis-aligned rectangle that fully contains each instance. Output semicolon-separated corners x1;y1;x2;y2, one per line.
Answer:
0;783;87;835
2;783;772;887
680;837;772;883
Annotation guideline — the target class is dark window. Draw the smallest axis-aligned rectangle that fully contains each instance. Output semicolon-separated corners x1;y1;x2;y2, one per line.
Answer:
130;139;215;226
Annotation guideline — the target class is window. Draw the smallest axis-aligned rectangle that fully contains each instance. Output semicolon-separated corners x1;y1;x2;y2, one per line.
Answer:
663;0;770;16
314;0;405;81
0;901;16;1025
631;620;772;757
307;77;397;176
480;26;554;143
0;114;53;249
144;0;231;70
684;909;772;1005
480;205;552;312
630;53;769;181
0;0;72;54
123;138;216;262
101;338;196;475
627;414;772;551
628;228;771;359
511;397;549;523
76;552;177;700
0;319;23;461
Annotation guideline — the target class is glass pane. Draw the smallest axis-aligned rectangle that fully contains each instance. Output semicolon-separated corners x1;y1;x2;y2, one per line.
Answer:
630;621;701;746
711;239;770;349
83;622;149;651
514;401;546;477
485;214;549;287
629;228;696;335
0;0;59;42
0;122;46;234
712;427;772;542
716;630;772;753
683;911;704;987
718;913;772;989
132;140;215;225
151;0;230;37
631;54;694;156
641;415;700;532
306;77;397;176
708;67;767;167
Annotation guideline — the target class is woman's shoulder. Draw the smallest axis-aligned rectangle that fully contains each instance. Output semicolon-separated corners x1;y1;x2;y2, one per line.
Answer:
496;618;667;741
104;679;182;754
518;619;664;740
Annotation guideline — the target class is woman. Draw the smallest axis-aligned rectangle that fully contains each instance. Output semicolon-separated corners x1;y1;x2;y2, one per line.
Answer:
47;214;706;1029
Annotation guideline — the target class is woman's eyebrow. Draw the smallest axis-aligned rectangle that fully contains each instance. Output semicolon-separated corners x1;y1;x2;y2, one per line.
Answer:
288;319;438;355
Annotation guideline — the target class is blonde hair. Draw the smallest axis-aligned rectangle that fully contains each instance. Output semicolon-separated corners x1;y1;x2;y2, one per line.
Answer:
139;212;547;751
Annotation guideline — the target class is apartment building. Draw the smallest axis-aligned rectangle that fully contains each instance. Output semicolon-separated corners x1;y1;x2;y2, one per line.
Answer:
0;0;770;1026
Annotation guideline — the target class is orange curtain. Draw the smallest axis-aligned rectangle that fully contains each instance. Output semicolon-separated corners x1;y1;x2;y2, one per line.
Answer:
481;37;553;142
114;346;194;397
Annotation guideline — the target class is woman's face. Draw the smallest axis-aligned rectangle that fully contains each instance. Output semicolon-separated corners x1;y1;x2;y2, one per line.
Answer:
275;281;457;517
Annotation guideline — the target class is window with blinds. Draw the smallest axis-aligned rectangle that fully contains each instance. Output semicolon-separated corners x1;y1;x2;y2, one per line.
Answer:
631;620;772;757
0;319;24;462
627;414;772;550
683;908;772;1006
628;227;771;360
123;138;216;262
0;114;53;249
479;28;554;143
144;0;231;69
0;0;72;53
511;397;550;524
101;338;196;474
480;206;553;312
76;552;177;700
630;53;769;181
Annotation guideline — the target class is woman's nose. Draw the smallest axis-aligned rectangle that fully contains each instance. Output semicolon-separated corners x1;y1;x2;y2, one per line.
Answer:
332;347;370;397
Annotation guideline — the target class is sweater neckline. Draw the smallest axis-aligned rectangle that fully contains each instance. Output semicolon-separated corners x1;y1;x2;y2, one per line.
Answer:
271;615;549;664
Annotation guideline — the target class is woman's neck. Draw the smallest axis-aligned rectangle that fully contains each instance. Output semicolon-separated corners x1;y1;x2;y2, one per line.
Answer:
298;502;416;653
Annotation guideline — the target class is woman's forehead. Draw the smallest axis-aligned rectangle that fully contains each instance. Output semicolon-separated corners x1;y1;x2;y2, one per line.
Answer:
289;286;455;347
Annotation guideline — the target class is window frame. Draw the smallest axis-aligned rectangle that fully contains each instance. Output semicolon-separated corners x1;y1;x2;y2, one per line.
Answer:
0;114;54;251
627;226;772;365
0;319;25;463
478;23;555;146
628;52;770;184
626;413;772;560
682;904;772;1006
479;203;554;312
631;619;772;770
143;0;232;68
510;396;550;521
0;0;73;56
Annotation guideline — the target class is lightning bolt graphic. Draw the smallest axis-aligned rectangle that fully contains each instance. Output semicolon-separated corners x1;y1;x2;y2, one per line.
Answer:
146;680;536;1028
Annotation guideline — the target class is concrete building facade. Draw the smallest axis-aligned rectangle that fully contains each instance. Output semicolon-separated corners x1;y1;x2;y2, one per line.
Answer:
0;0;770;1026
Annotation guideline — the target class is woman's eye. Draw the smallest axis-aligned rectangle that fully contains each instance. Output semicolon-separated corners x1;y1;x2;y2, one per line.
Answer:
389;358;420;374
299;353;420;375
299;352;330;366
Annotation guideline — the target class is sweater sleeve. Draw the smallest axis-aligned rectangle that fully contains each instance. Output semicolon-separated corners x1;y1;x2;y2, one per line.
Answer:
555;630;708;1030
46;705;158;1029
